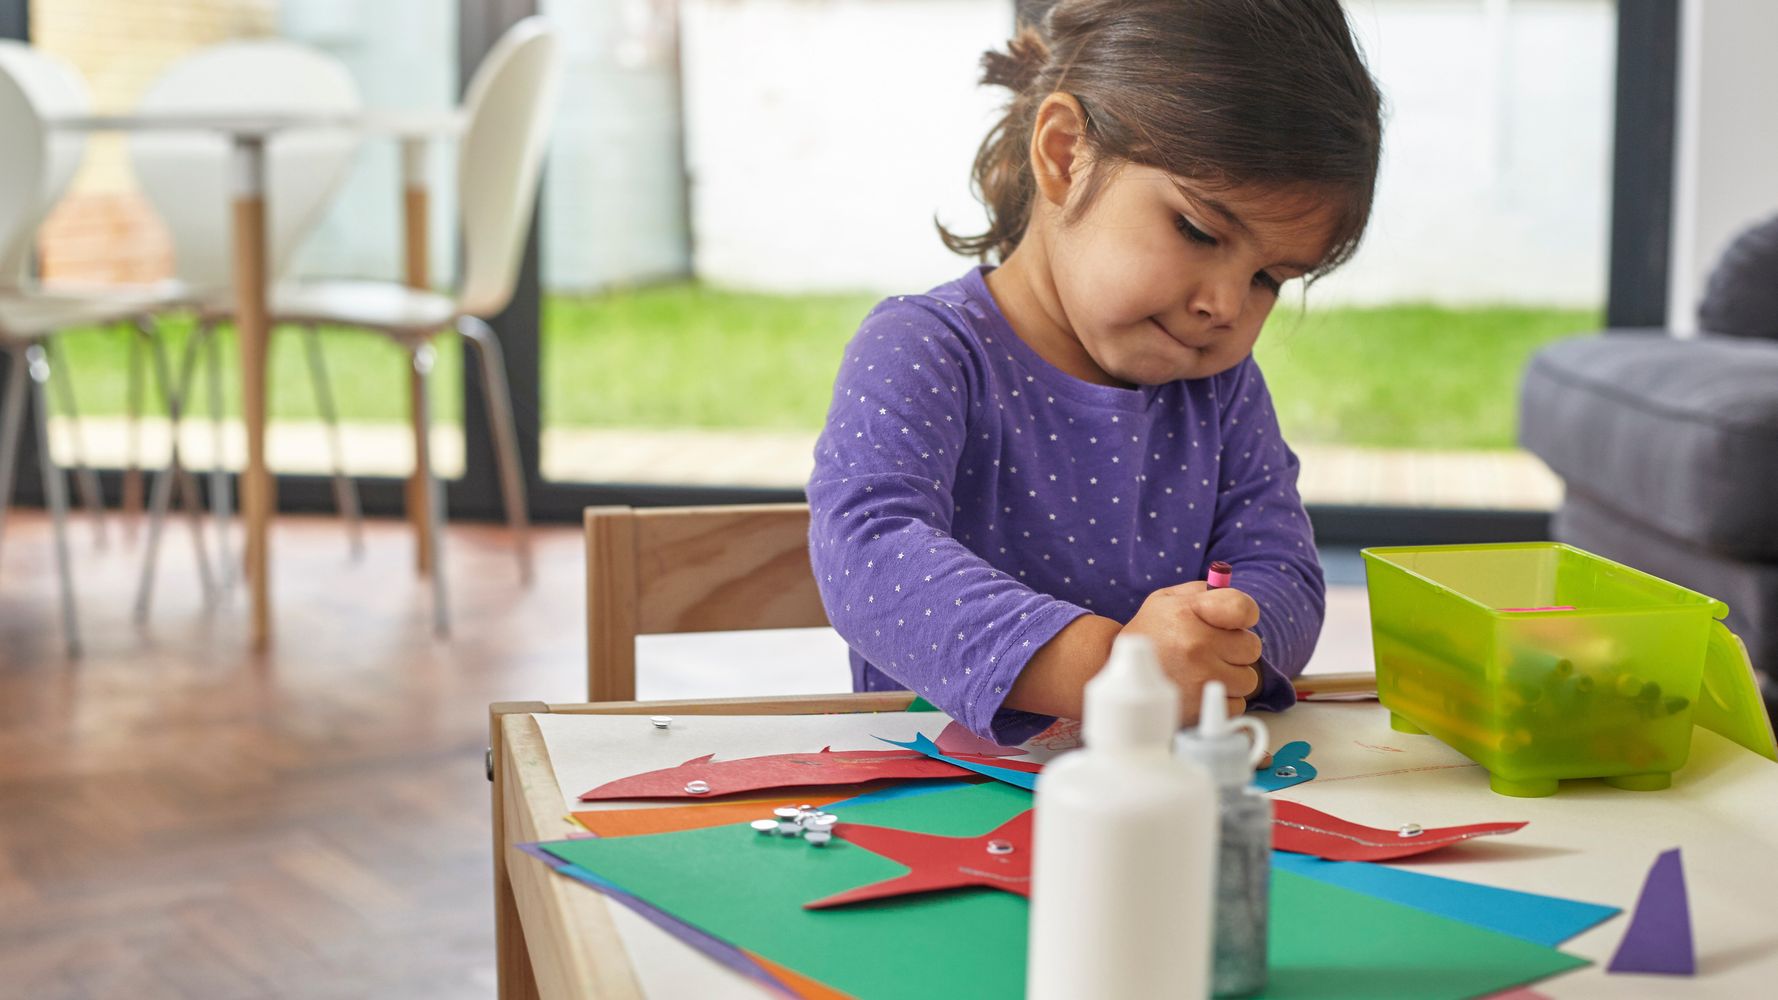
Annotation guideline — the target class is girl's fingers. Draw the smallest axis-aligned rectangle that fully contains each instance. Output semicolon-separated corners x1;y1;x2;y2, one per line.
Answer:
1212;628;1264;668
1191;587;1261;631
1210;660;1261;698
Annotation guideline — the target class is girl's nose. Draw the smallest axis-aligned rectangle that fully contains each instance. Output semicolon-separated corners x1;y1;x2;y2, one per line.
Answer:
1188;278;1245;328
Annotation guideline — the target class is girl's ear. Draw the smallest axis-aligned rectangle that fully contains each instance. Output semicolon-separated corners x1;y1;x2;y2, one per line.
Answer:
1029;92;1091;208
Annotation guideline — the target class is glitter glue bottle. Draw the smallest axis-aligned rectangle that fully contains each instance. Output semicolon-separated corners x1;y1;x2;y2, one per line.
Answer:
1175;681;1272;997
1028;635;1217;1000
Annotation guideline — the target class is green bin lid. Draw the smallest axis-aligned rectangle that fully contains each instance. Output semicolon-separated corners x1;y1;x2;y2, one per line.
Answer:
1696;622;1778;762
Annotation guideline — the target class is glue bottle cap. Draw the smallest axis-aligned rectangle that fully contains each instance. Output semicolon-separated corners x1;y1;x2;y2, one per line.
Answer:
1175;680;1269;788
1084;634;1182;751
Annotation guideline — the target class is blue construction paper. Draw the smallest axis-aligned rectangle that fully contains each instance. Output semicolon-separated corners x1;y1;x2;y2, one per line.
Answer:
824;779;975;809
1608;848;1695;975
875;733;1038;790
881;733;1312;794
1253;740;1316;791
1273;851;1619;947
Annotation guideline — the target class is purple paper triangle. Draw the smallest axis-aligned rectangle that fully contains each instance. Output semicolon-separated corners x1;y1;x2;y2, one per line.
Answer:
1607;848;1695;975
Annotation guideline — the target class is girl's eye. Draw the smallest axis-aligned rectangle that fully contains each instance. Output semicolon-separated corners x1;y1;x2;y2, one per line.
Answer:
1253;271;1282;293
1176;215;1217;246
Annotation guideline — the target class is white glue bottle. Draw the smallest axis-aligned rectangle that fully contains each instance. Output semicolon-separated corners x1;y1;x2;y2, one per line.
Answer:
1027;635;1217;1000
1175;681;1272;997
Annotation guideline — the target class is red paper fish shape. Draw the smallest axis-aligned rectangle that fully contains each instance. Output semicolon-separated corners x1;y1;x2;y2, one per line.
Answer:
805;810;1034;909
579;748;992;801
1273;799;1527;861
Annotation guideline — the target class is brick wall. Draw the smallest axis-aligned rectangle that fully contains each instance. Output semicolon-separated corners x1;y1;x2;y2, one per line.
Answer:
31;0;280;285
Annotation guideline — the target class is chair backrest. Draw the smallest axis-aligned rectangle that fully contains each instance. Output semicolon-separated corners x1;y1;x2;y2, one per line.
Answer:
456;16;562;318
128;40;361;300
0;67;46;298
0;41;89;289
585;503;828;701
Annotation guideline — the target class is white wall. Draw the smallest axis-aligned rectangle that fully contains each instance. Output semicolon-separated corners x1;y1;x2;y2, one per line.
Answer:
1313;0;1615;307
680;0;1617;307
1666;0;1778;333
679;0;1009;295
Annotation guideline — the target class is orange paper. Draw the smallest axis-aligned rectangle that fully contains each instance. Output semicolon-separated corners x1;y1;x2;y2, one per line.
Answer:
571;781;911;837
750;952;854;1000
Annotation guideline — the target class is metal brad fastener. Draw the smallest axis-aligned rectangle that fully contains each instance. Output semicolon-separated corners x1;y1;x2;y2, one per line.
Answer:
1274;765;1298;779
986;839;1016;855
750;819;779;834
1397;823;1424;838
650;716;673;730
773;806;803;836
684;780;711;795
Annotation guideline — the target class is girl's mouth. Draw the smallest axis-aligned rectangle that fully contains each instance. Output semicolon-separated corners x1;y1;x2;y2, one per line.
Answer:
1151;317;1204;351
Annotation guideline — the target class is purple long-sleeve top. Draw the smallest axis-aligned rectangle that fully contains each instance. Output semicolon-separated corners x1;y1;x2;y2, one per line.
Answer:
808;266;1326;744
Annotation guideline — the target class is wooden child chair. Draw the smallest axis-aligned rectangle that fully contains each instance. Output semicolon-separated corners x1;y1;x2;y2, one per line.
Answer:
584;503;830;700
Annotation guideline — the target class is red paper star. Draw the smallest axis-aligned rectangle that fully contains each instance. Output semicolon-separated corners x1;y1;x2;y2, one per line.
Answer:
1273;799;1526;861
804;810;1033;909
579;748;982;801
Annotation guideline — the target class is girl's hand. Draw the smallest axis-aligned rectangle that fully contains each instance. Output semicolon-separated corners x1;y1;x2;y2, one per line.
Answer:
1120;581;1263;725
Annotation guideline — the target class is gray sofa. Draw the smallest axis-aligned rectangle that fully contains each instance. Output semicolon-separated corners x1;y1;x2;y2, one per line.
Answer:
1520;214;1778;717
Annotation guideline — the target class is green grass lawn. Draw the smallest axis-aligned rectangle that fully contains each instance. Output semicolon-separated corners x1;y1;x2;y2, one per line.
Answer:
1254;303;1601;448
50;287;1599;450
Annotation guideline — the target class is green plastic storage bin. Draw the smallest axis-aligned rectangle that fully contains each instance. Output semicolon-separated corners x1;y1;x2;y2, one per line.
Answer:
1362;542;1774;797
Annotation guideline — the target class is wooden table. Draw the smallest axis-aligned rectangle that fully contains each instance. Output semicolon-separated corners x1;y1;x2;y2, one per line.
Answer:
50;110;458;648
490;694;1778;999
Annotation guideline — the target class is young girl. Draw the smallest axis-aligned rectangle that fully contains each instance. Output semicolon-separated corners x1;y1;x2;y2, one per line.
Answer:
808;0;1382;743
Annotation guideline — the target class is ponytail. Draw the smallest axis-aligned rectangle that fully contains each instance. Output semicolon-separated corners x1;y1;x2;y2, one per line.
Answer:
939;27;1053;263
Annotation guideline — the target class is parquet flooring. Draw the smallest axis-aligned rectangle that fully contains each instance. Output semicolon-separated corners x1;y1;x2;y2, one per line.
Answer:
0;512;598;1000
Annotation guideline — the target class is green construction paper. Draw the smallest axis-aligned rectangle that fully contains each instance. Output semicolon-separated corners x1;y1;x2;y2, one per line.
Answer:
906;696;941;712
543;782;1032;1000
541;783;1587;1000
1261;868;1589;999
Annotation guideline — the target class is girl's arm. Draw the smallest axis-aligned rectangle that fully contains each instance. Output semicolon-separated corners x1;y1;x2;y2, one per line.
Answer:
1203;358;1329;711
808;300;1088;744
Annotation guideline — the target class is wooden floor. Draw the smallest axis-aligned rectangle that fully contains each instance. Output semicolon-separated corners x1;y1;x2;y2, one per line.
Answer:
0;511;599;1000
0;509;1373;999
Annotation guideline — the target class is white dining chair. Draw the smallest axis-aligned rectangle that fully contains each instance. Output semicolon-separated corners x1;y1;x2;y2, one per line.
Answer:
238;17;560;635
0;40;125;544
127;40;368;618
0;62;187;656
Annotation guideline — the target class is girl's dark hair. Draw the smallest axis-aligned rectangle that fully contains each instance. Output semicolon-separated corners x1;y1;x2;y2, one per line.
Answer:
941;0;1383;277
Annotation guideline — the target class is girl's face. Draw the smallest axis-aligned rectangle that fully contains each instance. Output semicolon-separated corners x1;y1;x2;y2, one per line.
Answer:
1045;164;1341;386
